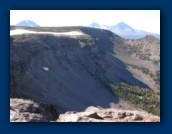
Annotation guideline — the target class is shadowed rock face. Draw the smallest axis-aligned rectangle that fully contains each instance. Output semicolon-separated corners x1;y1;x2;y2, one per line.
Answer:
10;27;150;114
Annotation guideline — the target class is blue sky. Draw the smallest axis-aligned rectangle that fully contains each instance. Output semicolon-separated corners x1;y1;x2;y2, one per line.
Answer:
10;10;160;34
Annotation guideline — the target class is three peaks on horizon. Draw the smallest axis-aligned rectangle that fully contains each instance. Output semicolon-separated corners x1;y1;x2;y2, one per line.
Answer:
13;20;160;39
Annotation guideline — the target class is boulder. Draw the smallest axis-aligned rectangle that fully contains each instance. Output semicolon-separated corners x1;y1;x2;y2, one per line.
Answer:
10;98;58;122
132;114;143;121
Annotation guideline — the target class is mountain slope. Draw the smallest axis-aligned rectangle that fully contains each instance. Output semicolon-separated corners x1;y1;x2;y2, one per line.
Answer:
10;26;152;114
16;20;39;27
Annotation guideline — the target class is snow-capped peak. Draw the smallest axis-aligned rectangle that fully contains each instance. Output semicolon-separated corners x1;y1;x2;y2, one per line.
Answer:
16;20;39;27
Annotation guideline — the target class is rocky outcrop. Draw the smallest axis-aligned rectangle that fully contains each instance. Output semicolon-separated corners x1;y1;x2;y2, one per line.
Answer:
10;99;160;122
10;98;58;122
57;106;160;122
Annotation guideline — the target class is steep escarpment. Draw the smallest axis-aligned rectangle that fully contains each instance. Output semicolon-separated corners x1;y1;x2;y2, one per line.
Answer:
10;27;151;114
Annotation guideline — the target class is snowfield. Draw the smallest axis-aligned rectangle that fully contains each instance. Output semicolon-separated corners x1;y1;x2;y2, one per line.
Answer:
10;29;84;36
43;67;49;71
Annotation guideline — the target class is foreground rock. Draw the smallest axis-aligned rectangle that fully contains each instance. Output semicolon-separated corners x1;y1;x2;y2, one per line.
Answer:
10;100;160;122
10;98;58;122
57;106;160;122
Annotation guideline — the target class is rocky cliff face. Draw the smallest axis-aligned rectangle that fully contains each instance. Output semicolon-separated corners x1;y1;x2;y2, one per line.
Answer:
10;26;160;122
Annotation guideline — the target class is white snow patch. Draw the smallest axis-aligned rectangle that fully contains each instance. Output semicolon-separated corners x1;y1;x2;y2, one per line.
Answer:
10;30;36;35
58;31;83;35
43;67;49;71
10;29;84;36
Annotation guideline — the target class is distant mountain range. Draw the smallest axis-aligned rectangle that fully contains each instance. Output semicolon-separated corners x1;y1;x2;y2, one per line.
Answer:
14;20;160;39
89;22;160;39
16;20;39;27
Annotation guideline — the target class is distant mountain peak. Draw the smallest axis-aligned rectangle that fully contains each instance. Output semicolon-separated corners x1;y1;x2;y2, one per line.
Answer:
118;22;133;28
89;22;101;28
118;22;129;26
91;22;99;25
16;20;39;27
110;22;134;32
